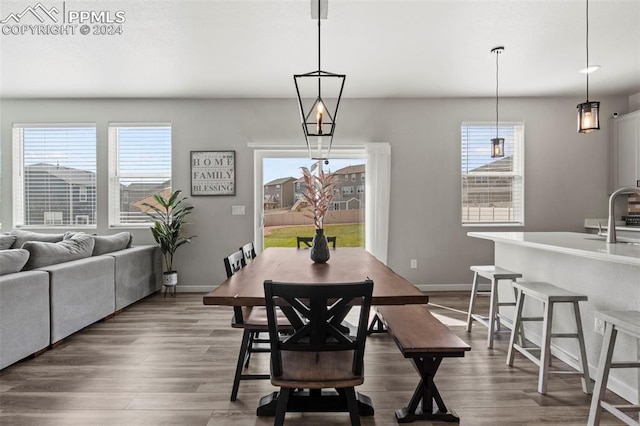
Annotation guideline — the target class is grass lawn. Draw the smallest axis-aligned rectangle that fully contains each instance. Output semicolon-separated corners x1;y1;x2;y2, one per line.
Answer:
264;223;364;248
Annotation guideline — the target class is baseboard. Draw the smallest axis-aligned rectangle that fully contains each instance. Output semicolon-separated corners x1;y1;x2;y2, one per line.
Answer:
174;285;215;293
416;283;491;292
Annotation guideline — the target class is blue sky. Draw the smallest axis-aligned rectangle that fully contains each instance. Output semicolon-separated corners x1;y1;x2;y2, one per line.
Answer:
263;157;366;185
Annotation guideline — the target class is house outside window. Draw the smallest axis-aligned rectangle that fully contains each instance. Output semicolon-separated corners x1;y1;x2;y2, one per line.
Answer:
461;122;524;226
12;124;97;227
108;124;172;226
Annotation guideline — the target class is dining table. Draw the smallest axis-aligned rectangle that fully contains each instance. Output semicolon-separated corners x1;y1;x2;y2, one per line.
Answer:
203;247;430;417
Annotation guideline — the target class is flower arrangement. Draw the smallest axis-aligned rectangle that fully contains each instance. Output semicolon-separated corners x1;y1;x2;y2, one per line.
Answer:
300;161;337;230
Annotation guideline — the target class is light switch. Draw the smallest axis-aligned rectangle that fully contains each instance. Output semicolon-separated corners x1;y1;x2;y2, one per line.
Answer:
231;205;245;216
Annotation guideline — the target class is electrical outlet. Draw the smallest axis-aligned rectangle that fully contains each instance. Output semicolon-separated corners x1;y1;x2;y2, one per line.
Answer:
410;259;417;269
231;205;245;216
594;317;605;335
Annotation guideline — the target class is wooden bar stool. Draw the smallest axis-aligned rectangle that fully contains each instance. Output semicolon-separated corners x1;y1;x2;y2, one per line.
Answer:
588;310;640;426
466;265;522;348
506;281;592;395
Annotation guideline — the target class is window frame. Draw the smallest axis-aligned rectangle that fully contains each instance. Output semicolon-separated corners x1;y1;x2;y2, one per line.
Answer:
108;123;172;228
12;123;97;229
461;122;525;227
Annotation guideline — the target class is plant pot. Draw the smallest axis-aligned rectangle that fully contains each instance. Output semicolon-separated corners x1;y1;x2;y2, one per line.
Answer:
163;271;178;286
310;229;330;264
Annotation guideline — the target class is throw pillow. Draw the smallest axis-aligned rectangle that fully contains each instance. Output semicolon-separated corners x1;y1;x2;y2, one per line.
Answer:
22;232;95;270
10;230;64;248
91;232;133;256
0;249;30;275
0;235;17;250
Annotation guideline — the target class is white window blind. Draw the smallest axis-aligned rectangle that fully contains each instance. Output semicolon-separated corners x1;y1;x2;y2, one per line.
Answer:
12;124;97;228
108;124;171;226
461;123;524;226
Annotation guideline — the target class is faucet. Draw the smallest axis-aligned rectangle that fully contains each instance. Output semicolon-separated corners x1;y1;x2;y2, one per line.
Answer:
607;186;640;243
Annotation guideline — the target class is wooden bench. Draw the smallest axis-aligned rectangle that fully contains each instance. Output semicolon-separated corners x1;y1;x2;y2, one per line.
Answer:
376;305;471;423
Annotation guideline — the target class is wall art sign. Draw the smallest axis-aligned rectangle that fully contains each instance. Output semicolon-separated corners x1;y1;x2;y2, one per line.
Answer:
190;151;236;196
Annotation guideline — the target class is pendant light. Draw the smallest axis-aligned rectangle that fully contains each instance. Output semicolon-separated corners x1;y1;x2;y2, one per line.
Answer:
294;0;346;161
577;0;600;133
490;46;505;159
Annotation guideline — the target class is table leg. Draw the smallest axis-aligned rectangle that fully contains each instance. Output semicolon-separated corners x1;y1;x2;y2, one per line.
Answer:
257;389;374;417
395;356;460;423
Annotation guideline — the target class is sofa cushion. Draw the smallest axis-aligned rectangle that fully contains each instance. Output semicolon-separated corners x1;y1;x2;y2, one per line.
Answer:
0;249;30;275
22;233;95;270
91;232;133;256
0;235;17;250
10;230;64;248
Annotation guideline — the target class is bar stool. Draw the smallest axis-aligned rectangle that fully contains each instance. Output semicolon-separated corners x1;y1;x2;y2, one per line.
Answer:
506;281;592;395
588;310;640;426
466;265;522;348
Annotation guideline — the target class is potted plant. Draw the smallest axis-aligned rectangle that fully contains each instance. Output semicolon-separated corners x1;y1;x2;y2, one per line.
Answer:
300;161;337;263
142;189;195;287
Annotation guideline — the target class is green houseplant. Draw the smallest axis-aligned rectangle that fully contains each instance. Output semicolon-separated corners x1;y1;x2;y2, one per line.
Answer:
300;161;337;263
142;189;195;286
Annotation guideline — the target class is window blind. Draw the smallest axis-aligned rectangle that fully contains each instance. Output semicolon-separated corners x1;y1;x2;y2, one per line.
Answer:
12;125;97;227
108;124;172;226
461;123;524;225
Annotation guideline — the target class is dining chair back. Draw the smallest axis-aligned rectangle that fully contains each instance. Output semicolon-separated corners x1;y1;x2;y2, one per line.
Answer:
296;235;337;248
224;249;246;278
263;279;373;425
240;242;257;264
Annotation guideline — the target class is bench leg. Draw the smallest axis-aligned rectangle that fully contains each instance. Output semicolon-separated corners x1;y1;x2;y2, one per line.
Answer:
538;300;554;395
507;289;525;367
487;278;498;348
395;356;460;423
587;323;617;426
466;272;479;332
367;312;386;334
572;301;593;395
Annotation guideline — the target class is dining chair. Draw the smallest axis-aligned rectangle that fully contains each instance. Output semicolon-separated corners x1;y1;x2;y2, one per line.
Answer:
296;235;337;248
264;279;373;426
224;249;290;401
240;241;257;264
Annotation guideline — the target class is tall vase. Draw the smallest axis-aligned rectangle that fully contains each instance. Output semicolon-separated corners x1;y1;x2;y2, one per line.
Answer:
310;228;330;263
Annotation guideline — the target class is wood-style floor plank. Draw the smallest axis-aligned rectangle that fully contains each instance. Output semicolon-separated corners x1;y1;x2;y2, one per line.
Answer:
0;292;629;425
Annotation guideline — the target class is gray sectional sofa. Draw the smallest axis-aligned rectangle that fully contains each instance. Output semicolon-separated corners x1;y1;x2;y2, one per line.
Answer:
0;230;162;370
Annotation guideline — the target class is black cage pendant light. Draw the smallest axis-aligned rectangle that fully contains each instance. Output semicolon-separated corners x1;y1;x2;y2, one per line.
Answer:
490;46;505;159
294;0;346;161
577;0;600;133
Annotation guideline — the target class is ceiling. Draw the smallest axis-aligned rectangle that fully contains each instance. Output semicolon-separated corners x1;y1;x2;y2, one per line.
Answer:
1;0;639;99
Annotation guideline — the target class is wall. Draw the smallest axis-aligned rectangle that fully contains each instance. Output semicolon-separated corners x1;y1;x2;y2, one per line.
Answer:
630;92;640;112
0;96;628;290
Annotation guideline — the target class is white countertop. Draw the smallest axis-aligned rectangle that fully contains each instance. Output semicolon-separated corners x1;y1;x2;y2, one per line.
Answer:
468;232;640;267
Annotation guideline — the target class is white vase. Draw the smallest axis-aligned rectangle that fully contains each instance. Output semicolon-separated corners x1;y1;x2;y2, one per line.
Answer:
163;271;178;286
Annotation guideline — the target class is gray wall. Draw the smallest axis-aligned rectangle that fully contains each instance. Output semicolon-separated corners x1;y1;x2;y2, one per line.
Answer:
0;96;630;289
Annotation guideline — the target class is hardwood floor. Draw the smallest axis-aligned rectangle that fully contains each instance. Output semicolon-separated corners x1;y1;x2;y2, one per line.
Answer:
0;292;627;425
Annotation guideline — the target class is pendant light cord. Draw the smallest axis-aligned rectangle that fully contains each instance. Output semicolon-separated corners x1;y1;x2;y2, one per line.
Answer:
495;49;500;140
317;0;321;95
585;0;589;101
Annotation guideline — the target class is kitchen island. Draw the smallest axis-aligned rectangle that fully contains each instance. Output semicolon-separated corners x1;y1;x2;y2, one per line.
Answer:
468;232;640;404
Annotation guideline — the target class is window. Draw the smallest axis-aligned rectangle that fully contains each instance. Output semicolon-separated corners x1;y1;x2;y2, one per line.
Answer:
342;186;354;194
351;174;356;181
461;123;524;226
357;185;364;194
361;173;365;181
12;124;97;227
276;184;280;189
108;124;171;226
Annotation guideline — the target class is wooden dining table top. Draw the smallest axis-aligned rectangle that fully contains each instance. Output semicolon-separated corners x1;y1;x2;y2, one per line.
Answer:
203;247;429;306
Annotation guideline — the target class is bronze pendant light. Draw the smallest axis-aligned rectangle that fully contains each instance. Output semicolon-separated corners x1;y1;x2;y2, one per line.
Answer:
577;0;600;133
294;0;346;161
491;46;505;159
